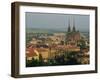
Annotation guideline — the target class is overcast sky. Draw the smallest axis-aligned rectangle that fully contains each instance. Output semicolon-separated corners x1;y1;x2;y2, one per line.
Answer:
26;12;89;32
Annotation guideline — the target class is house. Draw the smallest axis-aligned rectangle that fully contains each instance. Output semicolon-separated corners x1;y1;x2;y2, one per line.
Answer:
26;46;39;60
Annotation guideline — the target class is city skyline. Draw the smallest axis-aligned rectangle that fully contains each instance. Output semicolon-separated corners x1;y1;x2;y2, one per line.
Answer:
26;12;90;32
26;12;90;67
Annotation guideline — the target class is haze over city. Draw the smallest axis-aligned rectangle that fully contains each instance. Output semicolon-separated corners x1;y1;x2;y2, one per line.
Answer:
26;12;89;32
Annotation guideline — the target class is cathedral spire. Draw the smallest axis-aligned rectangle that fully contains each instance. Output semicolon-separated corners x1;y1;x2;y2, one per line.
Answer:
68;18;71;32
72;18;76;32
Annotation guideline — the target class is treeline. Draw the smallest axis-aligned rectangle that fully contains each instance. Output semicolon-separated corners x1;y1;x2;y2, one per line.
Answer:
26;51;89;67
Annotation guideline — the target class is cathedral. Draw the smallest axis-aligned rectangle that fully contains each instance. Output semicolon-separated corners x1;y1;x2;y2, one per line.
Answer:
66;19;81;45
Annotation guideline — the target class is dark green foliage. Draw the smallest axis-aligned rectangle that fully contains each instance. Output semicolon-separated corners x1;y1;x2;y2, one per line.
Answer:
26;51;84;67
78;40;87;49
26;58;41;67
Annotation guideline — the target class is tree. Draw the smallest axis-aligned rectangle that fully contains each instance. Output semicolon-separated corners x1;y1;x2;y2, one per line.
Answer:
39;54;43;65
64;51;81;65
78;40;86;49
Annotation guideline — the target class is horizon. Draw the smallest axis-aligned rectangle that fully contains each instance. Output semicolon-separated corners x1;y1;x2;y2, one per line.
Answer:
26;12;90;32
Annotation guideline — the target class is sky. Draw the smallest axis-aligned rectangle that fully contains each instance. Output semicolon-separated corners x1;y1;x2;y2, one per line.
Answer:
25;12;89;32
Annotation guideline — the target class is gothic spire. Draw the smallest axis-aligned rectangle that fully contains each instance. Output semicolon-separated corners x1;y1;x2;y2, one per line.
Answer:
68;18;71;32
72;18;76;32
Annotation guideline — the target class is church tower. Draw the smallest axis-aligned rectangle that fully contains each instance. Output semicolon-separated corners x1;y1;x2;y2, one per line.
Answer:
72;18;76;32
68;19;71;32
73;26;76;32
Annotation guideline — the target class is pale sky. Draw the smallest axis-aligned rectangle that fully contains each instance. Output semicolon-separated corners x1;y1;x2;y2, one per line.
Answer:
26;12;89;32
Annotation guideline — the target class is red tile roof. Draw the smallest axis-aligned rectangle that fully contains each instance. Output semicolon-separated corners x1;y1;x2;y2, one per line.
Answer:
26;47;37;57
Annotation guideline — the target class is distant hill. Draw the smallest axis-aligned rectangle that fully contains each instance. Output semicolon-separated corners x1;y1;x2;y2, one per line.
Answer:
26;28;66;33
26;27;89;34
